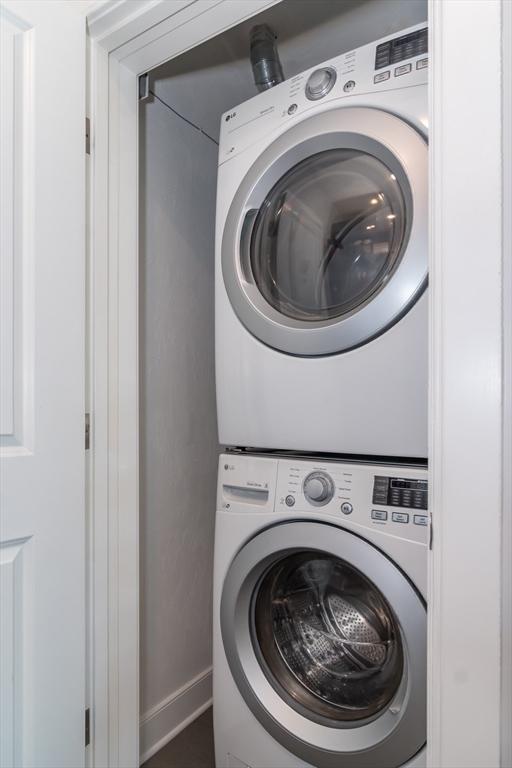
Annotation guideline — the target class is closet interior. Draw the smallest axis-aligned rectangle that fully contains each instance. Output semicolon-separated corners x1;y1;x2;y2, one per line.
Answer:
138;0;427;763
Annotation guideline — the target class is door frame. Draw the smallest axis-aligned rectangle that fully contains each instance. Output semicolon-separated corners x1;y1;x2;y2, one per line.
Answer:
85;1;511;766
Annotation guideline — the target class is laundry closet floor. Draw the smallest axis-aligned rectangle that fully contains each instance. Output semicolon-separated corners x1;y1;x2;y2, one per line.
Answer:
142;708;215;768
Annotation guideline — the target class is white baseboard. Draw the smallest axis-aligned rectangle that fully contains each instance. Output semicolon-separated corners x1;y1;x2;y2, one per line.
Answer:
139;666;213;765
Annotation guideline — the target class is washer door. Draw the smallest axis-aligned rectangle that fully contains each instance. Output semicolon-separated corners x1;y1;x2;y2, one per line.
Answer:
221;522;426;768
222;107;427;355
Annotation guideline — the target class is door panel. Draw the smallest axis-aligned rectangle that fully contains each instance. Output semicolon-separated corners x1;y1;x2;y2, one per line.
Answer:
222;107;427;356
0;2;85;765
249;149;407;323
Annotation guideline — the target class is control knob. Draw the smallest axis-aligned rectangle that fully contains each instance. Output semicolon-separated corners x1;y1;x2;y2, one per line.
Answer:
305;67;337;100
303;471;335;506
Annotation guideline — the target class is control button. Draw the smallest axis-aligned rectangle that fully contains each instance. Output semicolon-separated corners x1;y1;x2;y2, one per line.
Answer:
341;502;353;515
394;63;412;77
303;471;335;505
306;478;326;500
392;512;410;523
371;509;388;521
285;495;295;507
374;71;390;83
416;57;428;70
287;103;298;115
305;67;337;100
343;79;356;92
414;514;428;526
413;491;428;509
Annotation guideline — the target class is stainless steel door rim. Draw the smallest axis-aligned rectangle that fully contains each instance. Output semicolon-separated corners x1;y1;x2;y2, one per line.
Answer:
221;106;428;356
220;521;426;768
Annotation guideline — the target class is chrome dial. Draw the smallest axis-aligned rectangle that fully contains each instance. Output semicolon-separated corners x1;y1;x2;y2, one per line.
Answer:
305;67;337;100
303;471;335;506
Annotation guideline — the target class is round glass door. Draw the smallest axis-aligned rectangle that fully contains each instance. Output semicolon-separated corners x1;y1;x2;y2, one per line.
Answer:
220;521;427;768
253;551;403;725
221;106;428;356
250;150;406;323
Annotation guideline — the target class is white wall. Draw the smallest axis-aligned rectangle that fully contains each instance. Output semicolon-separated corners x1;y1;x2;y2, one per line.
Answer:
139;95;219;763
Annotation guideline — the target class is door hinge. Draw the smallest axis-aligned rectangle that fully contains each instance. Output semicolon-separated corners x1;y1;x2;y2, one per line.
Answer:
85;708;90;746
85;117;91;155
85;413;90;450
138;73;149;101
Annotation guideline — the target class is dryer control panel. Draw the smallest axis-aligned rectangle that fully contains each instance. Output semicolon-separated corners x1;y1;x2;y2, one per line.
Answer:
219;22;428;164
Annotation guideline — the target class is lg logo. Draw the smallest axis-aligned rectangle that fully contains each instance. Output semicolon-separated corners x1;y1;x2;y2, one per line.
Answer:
225;111;236;122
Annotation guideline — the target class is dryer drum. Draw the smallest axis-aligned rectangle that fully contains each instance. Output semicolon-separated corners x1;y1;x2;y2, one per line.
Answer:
253;551;404;724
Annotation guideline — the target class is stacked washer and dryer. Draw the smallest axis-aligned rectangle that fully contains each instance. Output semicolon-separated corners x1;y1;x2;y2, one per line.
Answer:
213;23;429;768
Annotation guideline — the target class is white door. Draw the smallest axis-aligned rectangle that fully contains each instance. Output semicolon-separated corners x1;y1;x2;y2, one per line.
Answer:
0;2;85;766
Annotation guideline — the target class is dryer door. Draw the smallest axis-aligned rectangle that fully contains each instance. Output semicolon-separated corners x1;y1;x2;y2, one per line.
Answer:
222;107;427;355
221;521;426;768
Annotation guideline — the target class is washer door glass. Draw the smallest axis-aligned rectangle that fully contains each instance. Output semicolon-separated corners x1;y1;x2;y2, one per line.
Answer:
250;150;406;322
253;551;403;724
221;521;427;768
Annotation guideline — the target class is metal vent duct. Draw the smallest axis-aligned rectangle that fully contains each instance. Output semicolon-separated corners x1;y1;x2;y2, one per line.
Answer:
250;24;284;92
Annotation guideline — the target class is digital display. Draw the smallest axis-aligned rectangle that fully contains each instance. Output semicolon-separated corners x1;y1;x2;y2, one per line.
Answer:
391;478;428;490
373;475;428;510
375;28;428;70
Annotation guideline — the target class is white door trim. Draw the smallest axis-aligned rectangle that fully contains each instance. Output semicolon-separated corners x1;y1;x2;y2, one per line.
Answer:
86;1;511;766
427;2;509;767
500;0;512;765
86;3;282;766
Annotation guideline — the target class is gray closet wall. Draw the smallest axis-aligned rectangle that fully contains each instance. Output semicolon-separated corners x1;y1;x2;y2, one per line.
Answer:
139;93;218;749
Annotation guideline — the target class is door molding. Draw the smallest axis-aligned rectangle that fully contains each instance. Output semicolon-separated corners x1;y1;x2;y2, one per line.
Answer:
427;2;509;767
86;1;511;766
86;3;282;766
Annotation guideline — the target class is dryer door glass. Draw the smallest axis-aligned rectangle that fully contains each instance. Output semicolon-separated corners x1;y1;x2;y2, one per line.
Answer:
250;149;406;322
253;550;403;723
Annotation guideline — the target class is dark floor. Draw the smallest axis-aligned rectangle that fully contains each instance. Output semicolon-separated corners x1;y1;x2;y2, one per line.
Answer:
142;708;215;768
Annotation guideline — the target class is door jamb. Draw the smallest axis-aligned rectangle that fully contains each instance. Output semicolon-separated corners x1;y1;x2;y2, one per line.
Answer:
86;3;282;766
86;1;511;766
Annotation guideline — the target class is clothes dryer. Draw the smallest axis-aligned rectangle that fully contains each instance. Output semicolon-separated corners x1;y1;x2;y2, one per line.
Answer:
213;452;428;768
216;24;428;457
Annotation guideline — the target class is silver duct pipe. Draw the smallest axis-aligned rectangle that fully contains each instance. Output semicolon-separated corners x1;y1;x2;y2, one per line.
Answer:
250;24;284;92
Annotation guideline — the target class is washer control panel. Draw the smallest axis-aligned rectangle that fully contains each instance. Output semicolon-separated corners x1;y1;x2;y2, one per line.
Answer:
218;454;429;545
274;457;429;545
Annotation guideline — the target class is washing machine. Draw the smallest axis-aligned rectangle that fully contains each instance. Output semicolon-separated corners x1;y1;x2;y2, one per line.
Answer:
213;451;428;768
215;24;429;458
